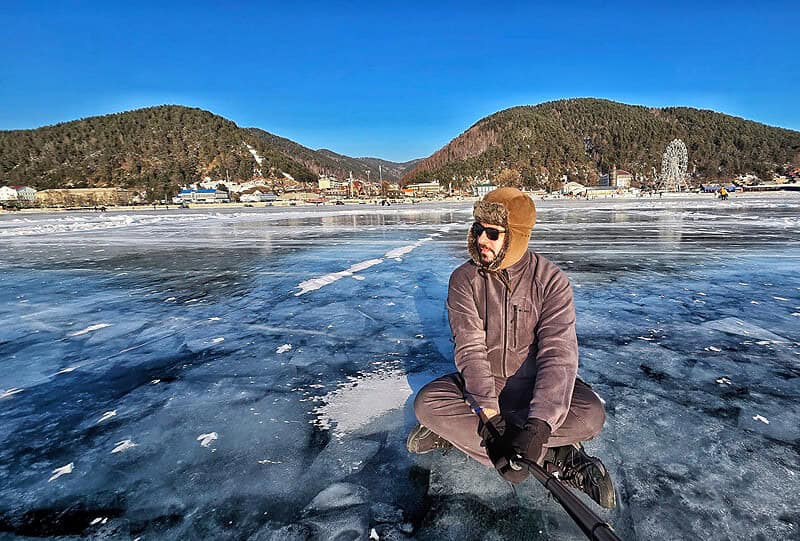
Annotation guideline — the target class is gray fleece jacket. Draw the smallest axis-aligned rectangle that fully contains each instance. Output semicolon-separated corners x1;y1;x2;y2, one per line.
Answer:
446;250;579;431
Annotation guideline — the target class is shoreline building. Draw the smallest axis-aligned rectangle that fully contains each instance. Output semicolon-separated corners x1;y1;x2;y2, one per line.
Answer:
35;188;135;207
12;186;37;204
403;180;441;197
473;182;497;198
239;187;278;203
175;189;230;204
0;186;19;202
599;168;633;189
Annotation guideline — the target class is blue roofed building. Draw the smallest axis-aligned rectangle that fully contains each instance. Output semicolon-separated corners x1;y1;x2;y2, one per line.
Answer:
175;189;230;204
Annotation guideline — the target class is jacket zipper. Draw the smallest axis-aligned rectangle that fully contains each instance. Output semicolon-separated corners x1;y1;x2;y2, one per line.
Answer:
513;305;518;348
502;276;508;377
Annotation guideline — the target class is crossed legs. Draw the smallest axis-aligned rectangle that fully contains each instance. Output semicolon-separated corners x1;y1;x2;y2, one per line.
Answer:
413;373;606;466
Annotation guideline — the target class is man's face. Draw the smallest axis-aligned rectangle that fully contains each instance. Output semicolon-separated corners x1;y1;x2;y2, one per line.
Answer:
473;222;506;264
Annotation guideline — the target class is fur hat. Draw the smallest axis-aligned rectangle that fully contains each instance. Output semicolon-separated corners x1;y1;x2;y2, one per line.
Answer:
468;187;536;270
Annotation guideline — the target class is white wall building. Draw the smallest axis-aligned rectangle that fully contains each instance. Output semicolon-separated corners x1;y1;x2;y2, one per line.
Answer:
13;186;37;202
613;169;632;189
240;191;278;203
318;175;345;190
0;186;19;201
175;189;230;204
473;183;497;198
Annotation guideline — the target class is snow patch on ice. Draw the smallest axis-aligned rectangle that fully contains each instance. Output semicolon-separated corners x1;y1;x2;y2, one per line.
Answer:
312;368;412;438
703;318;787;342
0;213;213;237
198;432;218;447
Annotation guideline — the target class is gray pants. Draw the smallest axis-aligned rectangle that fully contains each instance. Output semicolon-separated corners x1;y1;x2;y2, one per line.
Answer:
413;373;606;466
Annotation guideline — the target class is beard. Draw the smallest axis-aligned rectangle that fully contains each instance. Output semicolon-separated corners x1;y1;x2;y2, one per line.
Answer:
478;243;506;269
479;246;497;263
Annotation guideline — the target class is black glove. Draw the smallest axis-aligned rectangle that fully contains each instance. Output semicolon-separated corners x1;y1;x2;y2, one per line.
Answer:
509;418;551;464
478;415;529;484
477;413;506;443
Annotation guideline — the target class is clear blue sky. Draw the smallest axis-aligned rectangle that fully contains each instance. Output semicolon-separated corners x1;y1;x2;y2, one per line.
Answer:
2;0;798;162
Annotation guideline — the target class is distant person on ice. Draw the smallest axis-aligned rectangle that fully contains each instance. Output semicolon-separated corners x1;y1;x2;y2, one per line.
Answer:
406;187;616;509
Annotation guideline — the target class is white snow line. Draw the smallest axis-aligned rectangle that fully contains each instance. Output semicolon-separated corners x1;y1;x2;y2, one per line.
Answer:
96;410;117;424
111;440;137;454
383;237;432;260
69;323;112;337
56;366;78;375
1;388;23;399
294;258;384;296
48;462;74;482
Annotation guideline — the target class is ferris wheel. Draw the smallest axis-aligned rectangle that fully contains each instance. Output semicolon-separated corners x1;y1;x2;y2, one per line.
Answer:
659;139;689;192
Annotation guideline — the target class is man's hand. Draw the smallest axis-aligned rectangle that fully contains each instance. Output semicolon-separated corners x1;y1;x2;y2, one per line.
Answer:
478;414;529;484
509;418;552;464
477;412;505;443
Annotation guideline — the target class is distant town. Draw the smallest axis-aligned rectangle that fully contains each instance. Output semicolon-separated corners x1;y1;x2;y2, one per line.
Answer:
2;166;800;212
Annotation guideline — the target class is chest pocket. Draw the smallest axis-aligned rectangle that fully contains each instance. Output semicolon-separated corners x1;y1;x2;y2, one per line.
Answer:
512;299;537;349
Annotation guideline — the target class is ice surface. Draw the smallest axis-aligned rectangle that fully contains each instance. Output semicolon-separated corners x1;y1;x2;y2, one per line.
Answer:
1;196;799;539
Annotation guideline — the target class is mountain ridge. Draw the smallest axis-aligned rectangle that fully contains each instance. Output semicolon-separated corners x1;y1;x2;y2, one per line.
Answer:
403;98;800;189
0;106;415;196
3;99;799;197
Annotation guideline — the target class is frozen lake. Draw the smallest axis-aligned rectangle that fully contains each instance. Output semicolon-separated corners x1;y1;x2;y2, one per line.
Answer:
1;194;799;540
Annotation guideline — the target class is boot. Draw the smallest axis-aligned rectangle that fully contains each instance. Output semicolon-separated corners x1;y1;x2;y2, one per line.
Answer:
544;443;616;509
406;424;453;454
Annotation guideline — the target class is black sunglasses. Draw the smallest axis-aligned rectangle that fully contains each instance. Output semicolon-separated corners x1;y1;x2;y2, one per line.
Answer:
471;222;506;241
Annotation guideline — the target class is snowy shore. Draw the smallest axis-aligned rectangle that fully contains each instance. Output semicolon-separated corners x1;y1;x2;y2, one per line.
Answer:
2;189;798;217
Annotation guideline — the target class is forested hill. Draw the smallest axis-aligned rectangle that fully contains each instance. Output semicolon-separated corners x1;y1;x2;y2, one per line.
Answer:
247;129;419;181
402;98;800;190
0;106;413;195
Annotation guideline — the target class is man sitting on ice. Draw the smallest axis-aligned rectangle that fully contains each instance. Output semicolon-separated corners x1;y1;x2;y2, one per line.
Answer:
407;187;616;509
